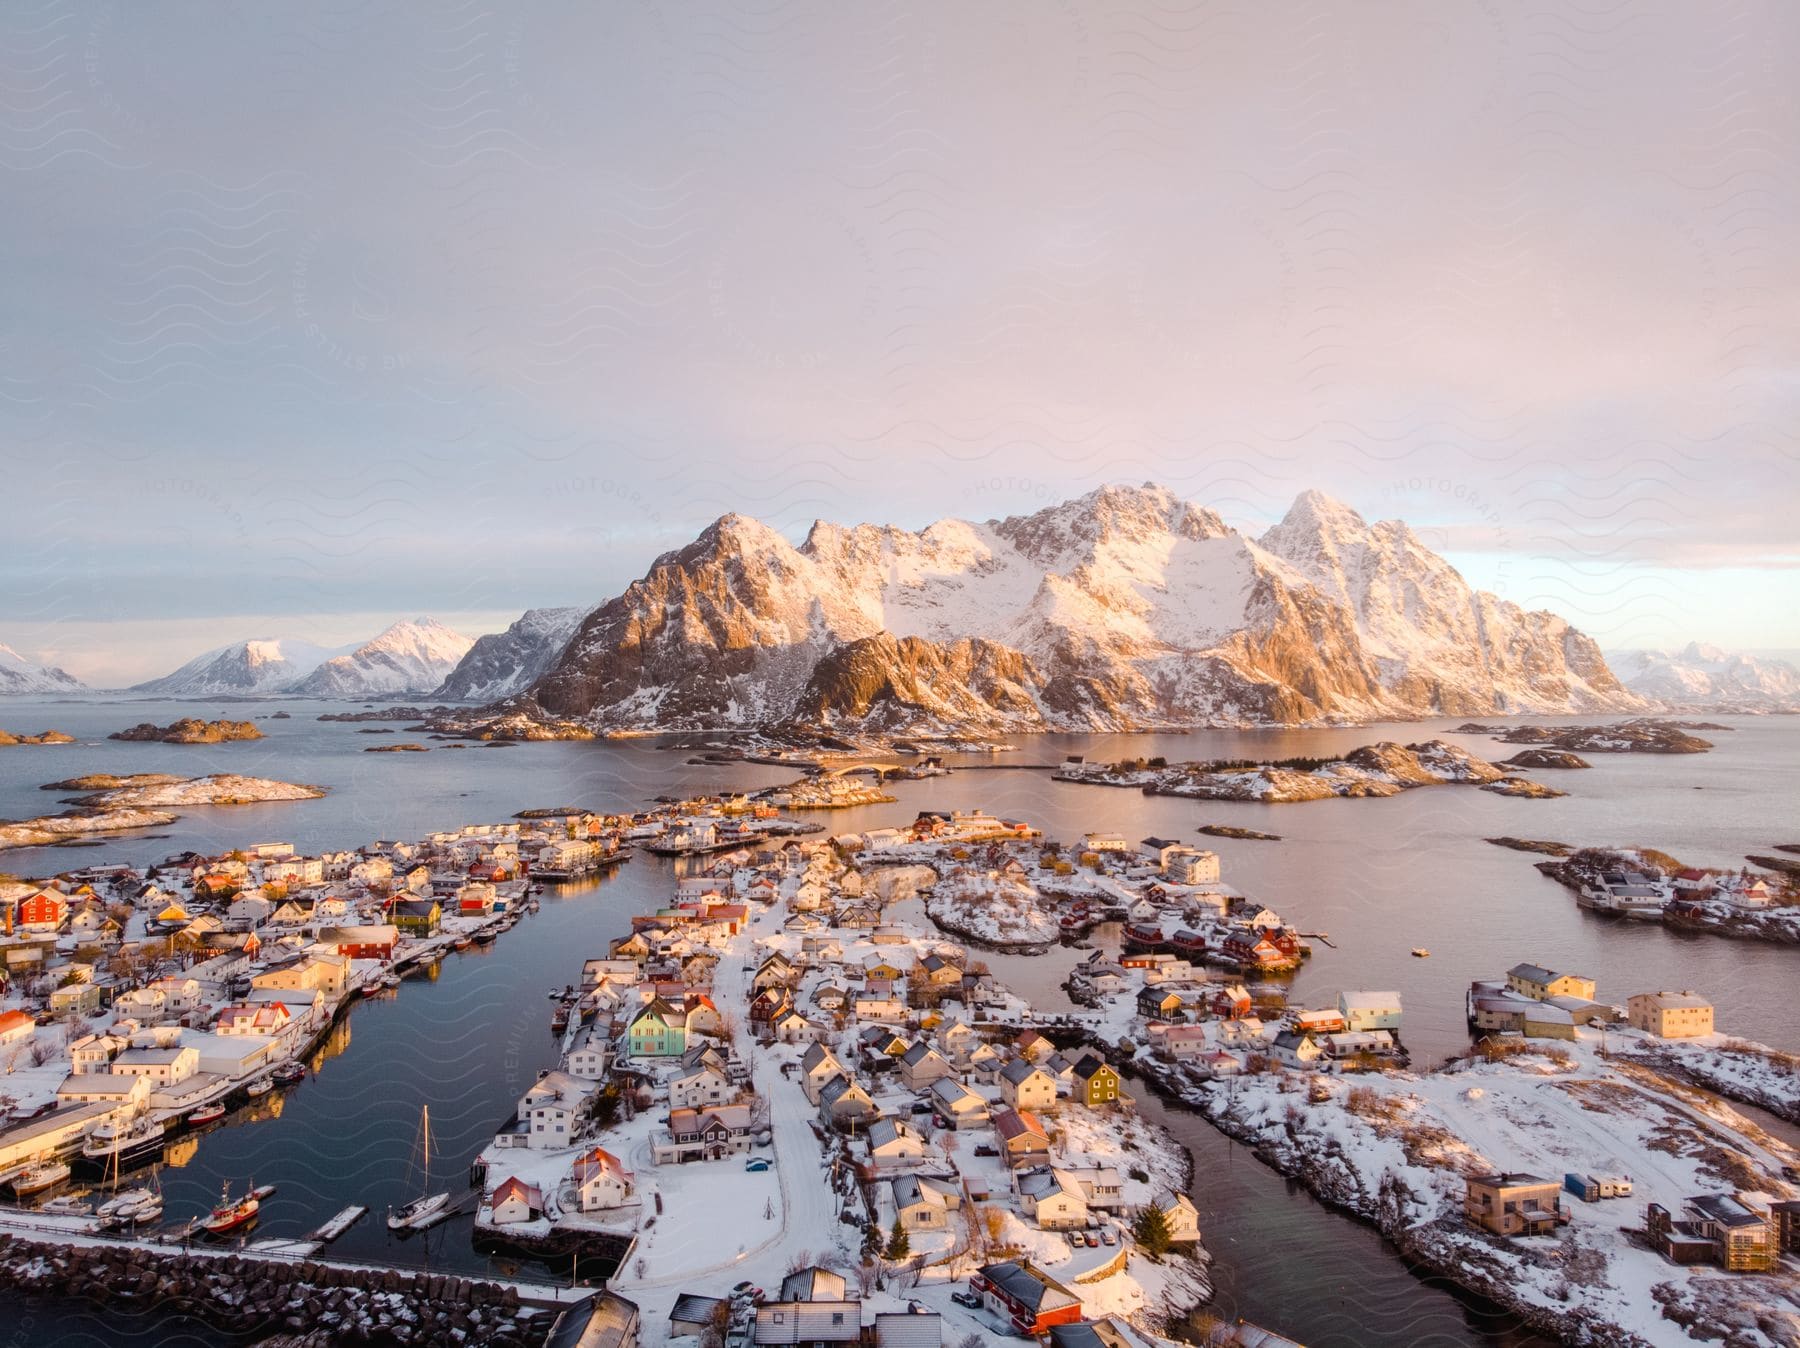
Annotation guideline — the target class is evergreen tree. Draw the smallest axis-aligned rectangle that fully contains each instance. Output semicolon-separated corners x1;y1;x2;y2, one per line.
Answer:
1132;1202;1172;1258
884;1215;910;1262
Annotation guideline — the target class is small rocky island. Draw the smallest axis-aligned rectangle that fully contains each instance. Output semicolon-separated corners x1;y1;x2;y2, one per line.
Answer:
1198;823;1282;841
109;717;264;744
0;728;74;746
1457;718;1712;754
1499;748;1590;769
1055;739;1559;803
1;773;325;851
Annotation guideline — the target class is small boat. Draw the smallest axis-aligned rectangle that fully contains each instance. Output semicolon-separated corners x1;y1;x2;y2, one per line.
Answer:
388;1105;452;1232
201;1181;260;1235
245;1078;274;1099
472;929;497;946
272;1062;307;1085
249;1182;277;1202
1411;948;1430;958
11;1160;71;1197
80;1118;165;1173
188;1103;227;1126
380;972;402;990
96;1186;158;1224
452;936;472;950
40;1195;92;1216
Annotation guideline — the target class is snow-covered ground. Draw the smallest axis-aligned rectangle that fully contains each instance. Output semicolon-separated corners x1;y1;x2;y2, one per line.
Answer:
1191;1035;1800;1347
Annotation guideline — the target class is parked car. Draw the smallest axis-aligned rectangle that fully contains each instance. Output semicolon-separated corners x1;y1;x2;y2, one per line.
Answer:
909;1101;932;1115
744;1157;771;1172
1101;1229;1117;1246
1066;1232;1082;1246
951;1291;982;1309
973;1144;998;1157
1083;1232;1100;1247
732;1282;760;1298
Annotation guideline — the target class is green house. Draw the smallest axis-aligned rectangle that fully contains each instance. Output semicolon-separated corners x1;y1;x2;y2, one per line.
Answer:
626;996;688;1058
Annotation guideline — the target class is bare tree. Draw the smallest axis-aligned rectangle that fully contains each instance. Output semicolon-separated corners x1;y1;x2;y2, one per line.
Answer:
854;1260;881;1296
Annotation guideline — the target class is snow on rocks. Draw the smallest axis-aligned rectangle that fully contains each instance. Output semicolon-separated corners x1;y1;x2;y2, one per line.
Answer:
1185;1036;1800;1347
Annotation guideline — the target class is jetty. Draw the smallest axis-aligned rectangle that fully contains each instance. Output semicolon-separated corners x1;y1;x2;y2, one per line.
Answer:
310;1204;366;1243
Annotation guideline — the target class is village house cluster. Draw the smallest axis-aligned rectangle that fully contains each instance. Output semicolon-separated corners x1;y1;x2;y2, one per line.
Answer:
468;814;1222;1347
0;810;654;1203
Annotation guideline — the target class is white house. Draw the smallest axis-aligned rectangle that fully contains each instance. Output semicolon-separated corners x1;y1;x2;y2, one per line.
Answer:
111;1045;200;1085
669;1063;736;1111
489;1176;543;1226
571;1147;635;1212
521;1071;594;1150
1339;990;1403;1033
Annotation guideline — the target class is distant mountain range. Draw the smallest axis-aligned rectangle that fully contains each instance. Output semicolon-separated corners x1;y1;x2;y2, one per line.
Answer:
465;483;1648;733
1610;643;1800;712
7;490;1790;725
131;637;350;697
0;642;86;695
128;620;473;699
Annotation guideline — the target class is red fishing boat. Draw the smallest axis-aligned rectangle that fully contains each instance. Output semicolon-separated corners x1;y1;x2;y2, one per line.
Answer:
200;1181;260;1235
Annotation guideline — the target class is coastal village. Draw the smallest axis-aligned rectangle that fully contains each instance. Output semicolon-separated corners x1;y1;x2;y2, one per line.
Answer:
0;767;1796;1345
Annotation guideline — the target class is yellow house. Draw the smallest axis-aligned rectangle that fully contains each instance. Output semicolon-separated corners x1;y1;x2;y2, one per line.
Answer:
1627;991;1714;1039
1506;963;1595;1002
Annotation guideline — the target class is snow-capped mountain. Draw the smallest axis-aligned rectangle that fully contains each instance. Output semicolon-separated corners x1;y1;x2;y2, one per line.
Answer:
432;606;593;702
505;483;1641;733
1257;490;1629;716
1611;642;1800;712
289;619;474;698
131;637;347;697
0;642;87;696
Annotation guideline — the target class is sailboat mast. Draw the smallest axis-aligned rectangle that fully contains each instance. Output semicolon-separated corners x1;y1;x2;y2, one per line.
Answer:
421;1105;430;1186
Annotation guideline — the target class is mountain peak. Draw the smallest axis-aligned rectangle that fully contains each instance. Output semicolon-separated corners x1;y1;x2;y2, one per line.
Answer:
993;482;1228;565
1276;489;1370;537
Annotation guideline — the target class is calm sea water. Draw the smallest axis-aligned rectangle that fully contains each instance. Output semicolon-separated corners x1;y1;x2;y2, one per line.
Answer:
2;698;1796;1346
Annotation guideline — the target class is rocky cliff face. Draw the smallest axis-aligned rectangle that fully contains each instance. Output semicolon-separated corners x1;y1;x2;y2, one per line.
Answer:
433;606;591;702
505;484;1642;733
1256;490;1634;715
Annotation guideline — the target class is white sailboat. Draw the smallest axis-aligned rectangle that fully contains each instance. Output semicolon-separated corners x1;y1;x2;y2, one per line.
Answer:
387;1104;451;1232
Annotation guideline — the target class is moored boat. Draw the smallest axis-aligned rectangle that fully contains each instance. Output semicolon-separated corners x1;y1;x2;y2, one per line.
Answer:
11;1160;71;1196
388;1105;452;1232
188;1103;227;1126
245;1078;274;1098
272;1062;307;1085
40;1195;91;1216
79;1118;165;1174
201;1182;260;1235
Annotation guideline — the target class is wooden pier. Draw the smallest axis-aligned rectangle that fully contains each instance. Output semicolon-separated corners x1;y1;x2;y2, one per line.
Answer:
310;1204;366;1243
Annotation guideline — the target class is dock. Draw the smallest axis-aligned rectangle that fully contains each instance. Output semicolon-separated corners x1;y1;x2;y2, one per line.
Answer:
311;1204;366;1243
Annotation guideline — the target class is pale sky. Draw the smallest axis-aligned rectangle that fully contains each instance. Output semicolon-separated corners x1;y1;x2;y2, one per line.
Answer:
2;3;1797;686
